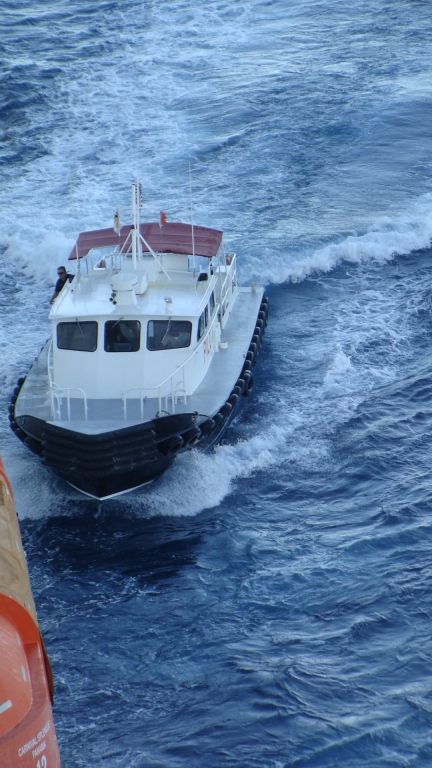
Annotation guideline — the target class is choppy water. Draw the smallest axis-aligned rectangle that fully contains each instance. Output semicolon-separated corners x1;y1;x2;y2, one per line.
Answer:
2;1;432;765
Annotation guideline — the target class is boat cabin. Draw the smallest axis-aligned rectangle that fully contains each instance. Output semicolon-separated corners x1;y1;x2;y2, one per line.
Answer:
48;221;238;419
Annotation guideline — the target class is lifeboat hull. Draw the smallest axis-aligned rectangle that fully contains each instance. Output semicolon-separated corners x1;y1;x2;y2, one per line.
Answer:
0;459;61;767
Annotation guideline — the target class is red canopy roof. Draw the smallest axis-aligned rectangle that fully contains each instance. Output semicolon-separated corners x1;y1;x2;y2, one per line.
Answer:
68;222;223;260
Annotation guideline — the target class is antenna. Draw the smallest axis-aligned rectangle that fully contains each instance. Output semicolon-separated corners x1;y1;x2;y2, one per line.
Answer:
189;163;196;273
69;171;81;276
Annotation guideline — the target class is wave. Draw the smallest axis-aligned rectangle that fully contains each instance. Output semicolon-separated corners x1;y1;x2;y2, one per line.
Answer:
255;195;432;284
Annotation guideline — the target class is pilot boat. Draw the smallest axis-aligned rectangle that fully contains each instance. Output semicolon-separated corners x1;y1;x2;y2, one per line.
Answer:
9;182;268;499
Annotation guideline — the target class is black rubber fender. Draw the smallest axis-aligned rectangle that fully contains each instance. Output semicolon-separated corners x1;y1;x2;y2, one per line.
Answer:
219;402;233;420
24;436;42;455
17;376;26;388
199;418;216;436
248;342;257;363
228;393;239;408
212;413;224;427
182;426;202;448
243;374;254;397
159;434;183;456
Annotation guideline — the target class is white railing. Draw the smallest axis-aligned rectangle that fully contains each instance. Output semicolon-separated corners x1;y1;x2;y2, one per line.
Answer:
50;384;88;421
123;308;220;419
47;340;88;421
217;254;236;325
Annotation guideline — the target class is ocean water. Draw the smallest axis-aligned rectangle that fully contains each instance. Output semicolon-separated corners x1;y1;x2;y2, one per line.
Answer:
2;0;432;765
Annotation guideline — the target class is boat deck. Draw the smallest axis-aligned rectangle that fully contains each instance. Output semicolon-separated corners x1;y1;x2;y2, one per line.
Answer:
16;287;263;435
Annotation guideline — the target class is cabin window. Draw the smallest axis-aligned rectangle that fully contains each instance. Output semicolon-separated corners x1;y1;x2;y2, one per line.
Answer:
197;311;206;341
147;320;192;350
57;321;98;352
104;320;141;352
209;291;215;315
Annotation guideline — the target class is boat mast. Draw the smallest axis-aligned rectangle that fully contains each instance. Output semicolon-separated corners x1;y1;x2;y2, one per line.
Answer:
189;163;196;273
131;181;142;269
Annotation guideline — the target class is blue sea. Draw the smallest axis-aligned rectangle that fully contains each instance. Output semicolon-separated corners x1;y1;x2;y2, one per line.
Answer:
2;1;432;765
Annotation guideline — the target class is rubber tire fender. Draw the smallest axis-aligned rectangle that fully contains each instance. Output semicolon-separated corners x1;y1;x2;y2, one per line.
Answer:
159;434;183;456
248;342;257;363
243;373;254;396
212;413;224;427
199;418;216;436
182;426;202;448
219;402;233;420
252;333;261;348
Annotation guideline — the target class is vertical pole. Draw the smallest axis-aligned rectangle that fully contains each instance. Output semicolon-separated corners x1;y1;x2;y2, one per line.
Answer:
137;182;142;260
189;163;195;273
131;183;137;270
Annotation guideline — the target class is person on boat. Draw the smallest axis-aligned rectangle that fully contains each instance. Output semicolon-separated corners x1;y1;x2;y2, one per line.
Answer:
50;266;74;304
161;320;190;349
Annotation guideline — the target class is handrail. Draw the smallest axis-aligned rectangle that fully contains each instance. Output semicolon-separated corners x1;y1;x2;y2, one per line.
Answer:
123;306;220;418
47;339;53;388
195;274;218;315
150;306;219;391
217;255;236;324
50;384;88;422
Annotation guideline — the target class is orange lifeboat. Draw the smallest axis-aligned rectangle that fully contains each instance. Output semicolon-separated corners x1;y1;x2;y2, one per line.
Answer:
0;457;61;768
